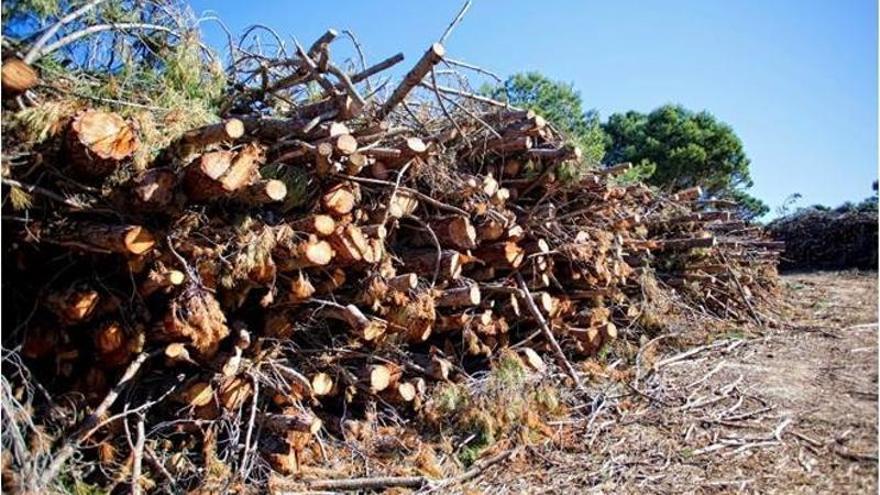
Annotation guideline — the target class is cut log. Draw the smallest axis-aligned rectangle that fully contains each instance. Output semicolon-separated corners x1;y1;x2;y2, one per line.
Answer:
404;250;463;280
237;179;287;204
131;168;177;210
435;285;481;308
434;216;477;249
386;137;429;168
66;110;139;178
278;237;334;270
434;310;492;333
332;134;359;156
367;363;402;392
1;57;38;95
311;372;336;397
183;144;263;201
321;182;360;216
56;223;156;255
672;186;703;201
395;381;417;402
321;303;385;341
345;152;369;175
597;162;633;176
527;144;581;161
474;241;524;269
140;267;185;297
167;119;244;161
387;273;418;292
314;141;335;176
45;287;100;325
327;224;370;264
377;43;445;119
387;190;419;218
290;215;335;237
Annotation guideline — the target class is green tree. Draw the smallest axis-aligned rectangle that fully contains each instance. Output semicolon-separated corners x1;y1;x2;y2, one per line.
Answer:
487;72;605;166
603;104;767;218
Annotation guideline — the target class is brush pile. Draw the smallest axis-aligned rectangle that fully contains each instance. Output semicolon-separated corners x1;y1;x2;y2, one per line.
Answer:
768;206;877;271
2;13;781;493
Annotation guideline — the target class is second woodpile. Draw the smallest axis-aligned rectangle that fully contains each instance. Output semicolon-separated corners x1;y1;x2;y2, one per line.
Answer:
3;31;782;483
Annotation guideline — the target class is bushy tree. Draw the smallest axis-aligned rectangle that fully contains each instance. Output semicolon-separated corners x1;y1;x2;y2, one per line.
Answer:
604;104;766;218
487;72;605;166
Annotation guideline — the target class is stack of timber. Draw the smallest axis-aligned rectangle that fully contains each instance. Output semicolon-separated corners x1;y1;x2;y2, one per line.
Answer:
767;206;878;271
1;24;782;492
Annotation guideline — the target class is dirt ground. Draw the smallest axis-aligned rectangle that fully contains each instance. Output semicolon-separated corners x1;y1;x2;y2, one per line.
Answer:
466;271;878;494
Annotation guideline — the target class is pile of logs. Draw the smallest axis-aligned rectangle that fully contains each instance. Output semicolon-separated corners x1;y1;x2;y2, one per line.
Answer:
768;206;878;271
1;28;781;490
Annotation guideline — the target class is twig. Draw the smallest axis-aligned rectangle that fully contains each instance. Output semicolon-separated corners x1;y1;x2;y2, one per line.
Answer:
24;0;108;63
515;274;586;394
350;52;405;85
131;413;145;495
2;178;90;210
296;448;513;492
404;215;441;287
438;0;472;44
32;23;195;63
442;57;503;82
40;351;156;487
293;38;336;94
335;174;470;216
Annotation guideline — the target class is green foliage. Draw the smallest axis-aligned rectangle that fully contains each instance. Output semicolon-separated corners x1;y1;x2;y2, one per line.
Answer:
603;104;752;194
611;158;656;186
486;72;606;170
427;351;562;466
603;104;768;218
727;189;770;221
2;0;60;25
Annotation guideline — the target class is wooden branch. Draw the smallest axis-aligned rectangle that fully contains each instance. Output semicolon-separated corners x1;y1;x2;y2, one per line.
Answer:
515;274;585;393
350;52;405;84
377;43;445;119
24;0;108;63
40;351;155;486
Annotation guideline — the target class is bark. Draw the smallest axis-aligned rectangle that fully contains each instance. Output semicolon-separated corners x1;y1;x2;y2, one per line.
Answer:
131;168;177;210
237;179;288;204
433;215;477;249
404;249;463;280
435;285;481;308
56;223;156;255
474;241;524;269
377;43;445;119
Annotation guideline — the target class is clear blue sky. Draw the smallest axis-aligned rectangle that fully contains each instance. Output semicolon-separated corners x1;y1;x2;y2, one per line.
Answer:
191;0;878;216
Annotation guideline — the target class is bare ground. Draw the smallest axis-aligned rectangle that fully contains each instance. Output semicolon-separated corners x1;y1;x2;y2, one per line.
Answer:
467;271;878;494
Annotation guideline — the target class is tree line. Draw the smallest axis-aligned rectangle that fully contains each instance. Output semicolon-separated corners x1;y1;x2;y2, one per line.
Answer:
485;72;768;219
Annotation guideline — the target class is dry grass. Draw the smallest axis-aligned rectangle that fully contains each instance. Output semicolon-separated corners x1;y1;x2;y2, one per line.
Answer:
456;271;878;494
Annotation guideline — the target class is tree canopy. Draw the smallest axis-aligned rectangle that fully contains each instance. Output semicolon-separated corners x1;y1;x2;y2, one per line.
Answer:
603;104;767;218
603;105;751;193
486;72;605;166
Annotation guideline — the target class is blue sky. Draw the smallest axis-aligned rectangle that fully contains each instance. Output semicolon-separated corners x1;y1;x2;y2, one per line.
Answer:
191;0;878;216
